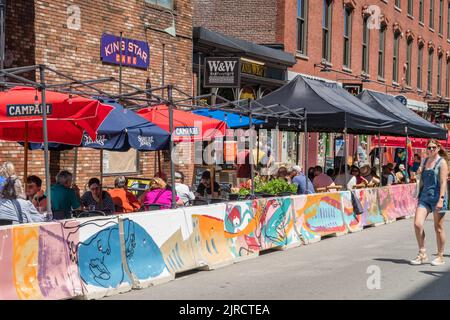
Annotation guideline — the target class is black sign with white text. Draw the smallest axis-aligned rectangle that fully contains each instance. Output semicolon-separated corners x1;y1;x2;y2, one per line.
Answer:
428;101;449;113
6;104;53;117
204;57;241;88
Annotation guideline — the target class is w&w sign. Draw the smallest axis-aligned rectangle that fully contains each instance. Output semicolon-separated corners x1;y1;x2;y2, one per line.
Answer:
204;57;241;88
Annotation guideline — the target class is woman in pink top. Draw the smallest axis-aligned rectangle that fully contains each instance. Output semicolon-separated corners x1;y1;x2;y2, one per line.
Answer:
141;178;183;209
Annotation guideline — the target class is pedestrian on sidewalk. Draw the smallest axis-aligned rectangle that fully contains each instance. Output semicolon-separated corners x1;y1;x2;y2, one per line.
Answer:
411;139;449;266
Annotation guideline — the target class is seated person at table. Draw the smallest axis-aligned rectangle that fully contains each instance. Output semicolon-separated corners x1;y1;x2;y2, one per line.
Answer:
195;171;220;198
381;163;397;186
0;178;45;225
25;175;47;212
174;171;195;206
359;165;380;186
351;165;368;187
81;178;115;215
334;165;357;190
313;166;335;189
395;164;410;184
155;171;172;190
108;176;141;213
290;166;315;195
277;166;289;182
50;170;81;220
142;178;183;209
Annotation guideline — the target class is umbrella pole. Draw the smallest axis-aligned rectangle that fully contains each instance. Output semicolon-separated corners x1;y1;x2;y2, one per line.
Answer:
73;148;78;185
168;85;176;208
24;122;29;184
40;66;51;214
100;149;104;185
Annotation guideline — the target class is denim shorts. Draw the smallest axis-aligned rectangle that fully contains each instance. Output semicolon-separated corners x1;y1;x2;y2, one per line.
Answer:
418;195;448;214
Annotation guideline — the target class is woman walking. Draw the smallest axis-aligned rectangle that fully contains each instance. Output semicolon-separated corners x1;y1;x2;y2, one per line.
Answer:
411;139;449;266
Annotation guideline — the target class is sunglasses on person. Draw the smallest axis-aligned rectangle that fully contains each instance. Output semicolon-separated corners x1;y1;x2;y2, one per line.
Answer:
427;146;438;151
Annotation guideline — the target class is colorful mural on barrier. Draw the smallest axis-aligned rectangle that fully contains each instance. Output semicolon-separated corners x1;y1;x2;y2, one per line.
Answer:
340;191;362;232
353;188;385;227
0;184;419;300
120;209;197;286
378;184;417;221
185;204;235;269
63;217;131;299
293;193;347;243
0;223;82;300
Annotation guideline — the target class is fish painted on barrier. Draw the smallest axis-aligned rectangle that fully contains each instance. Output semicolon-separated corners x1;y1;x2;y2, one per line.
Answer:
293;193;347;242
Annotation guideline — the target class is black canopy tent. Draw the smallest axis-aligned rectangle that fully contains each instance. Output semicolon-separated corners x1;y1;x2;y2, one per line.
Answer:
256;75;410;189
357;90;447;139
256;75;405;134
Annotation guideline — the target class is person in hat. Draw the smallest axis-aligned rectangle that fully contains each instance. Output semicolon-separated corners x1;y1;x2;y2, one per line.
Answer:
360;164;380;186
174;171;195;206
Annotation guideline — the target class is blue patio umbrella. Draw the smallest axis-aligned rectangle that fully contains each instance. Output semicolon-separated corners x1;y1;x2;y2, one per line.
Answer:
24;98;170;151
192;108;264;129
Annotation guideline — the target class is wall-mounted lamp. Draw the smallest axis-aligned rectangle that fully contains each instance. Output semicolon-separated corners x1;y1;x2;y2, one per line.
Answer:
144;10;176;37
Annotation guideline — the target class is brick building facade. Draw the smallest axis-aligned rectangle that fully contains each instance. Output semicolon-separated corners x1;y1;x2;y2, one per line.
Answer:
4;0;194;188
194;0;450;167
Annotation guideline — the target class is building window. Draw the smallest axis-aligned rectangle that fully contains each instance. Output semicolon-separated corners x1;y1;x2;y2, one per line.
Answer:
144;0;174;10
438;54;443;95
362;16;370;73
343;6;352;68
428;49;434;93
430;0;435;29
439;0;444;34
378;27;386;78
393;33;400;83
297;0;308;54
395;0;401;8
406;39;412;86
322;0;332;62
418;45;424;90
408;0;413;15
446;59;449;97
447;2;450;39
419;0;424;23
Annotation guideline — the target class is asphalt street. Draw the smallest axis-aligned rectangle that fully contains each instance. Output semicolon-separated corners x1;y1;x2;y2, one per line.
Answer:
104;216;450;300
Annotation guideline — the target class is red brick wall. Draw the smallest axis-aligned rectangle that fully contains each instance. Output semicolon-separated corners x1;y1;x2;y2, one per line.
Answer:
194;0;278;44
283;0;450;102
2;0;195;189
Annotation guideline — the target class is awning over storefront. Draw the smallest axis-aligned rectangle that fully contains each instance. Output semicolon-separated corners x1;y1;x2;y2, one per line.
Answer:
371;135;450;149
256;75;404;135
193;27;296;66
357;90;447;140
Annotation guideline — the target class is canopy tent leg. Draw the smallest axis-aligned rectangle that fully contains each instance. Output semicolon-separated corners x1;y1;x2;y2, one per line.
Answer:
168;85;176;208
344;127;349;191
405;128;409;181
304;112;308;194
296;131;300;165
100;149;104;185
248;100;255;198
40;66;51;214
378;132;381;181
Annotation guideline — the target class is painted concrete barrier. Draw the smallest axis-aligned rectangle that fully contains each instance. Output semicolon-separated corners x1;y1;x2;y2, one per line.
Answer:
0;183;419;299
340;191;363;233
0;222;82;300
353;188;385;227
119;208;198;288
292;192;347;244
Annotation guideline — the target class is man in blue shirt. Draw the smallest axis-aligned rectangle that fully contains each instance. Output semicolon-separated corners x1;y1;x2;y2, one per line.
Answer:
290;166;315;195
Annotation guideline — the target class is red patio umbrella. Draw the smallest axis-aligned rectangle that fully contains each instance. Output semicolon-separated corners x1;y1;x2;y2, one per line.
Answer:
0;87;114;144
137;104;227;142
